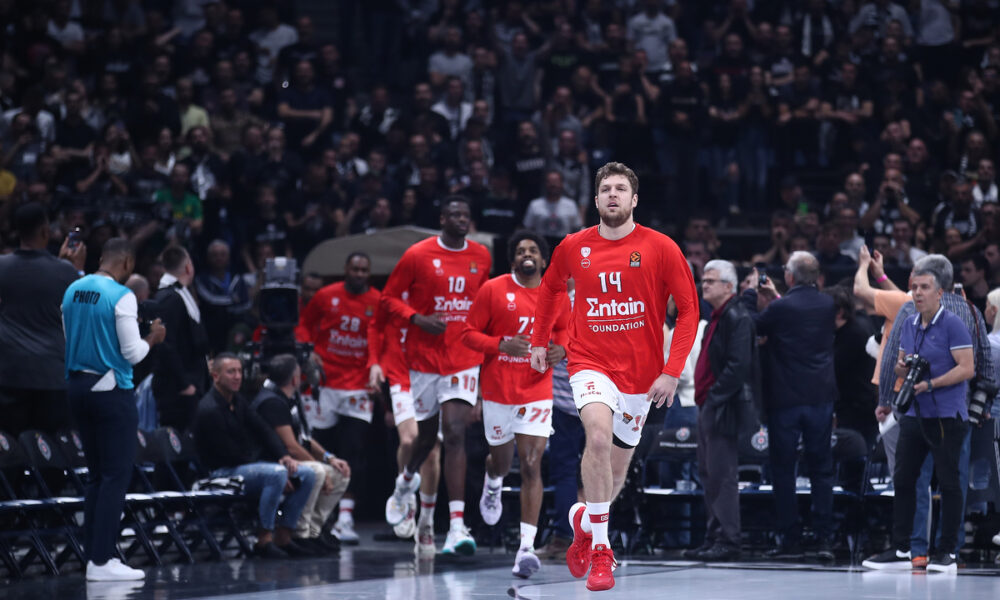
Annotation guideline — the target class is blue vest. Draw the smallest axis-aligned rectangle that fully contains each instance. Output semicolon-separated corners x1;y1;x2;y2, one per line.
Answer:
62;274;135;389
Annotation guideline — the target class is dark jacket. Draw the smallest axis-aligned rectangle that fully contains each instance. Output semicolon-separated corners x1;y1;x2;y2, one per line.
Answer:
192;386;288;472
0;250;79;389
745;285;838;410
150;283;210;398
703;296;762;436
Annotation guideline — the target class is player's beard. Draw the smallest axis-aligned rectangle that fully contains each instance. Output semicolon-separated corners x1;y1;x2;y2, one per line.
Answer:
599;203;633;228
516;258;538;277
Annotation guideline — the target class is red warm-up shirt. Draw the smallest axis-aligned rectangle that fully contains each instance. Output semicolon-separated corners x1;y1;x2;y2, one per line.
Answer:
461;274;571;404
381;236;492;374
531;224;699;394
299;282;381;390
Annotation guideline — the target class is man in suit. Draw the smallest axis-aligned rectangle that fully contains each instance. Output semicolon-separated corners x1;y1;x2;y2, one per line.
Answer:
153;246;210;431
748;251;838;559
685;259;760;561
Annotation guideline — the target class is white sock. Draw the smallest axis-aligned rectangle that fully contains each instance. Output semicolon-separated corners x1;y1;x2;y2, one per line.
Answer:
339;498;355;522
418;492;436;527
449;500;465;530
587;501;611;548
520;522;538;551
486;474;504;490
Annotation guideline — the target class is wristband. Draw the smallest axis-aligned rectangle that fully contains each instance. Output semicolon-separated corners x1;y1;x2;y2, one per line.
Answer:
926;379;933;392
876;273;888;283
323;452;334;463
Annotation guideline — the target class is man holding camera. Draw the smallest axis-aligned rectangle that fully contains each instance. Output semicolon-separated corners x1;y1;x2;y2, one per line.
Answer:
875;255;997;567
863;261;976;573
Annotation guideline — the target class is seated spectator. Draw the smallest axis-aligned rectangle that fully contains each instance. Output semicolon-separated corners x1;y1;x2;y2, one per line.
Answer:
193;354;317;559
176;78;209;138
154;163;203;240
210;87;266;159
253;354;350;555
276;60;332;155
241;185;292;273
550;129;591;221
522;170;582;246
973;158;997;207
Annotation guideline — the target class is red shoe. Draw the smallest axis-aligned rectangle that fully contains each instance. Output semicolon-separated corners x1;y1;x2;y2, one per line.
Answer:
586;544;616;591
566;502;592;578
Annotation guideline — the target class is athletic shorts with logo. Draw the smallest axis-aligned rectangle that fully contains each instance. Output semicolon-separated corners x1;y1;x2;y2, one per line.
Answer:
318;387;374;424
409;366;480;422
570;369;651;447
483;399;553;446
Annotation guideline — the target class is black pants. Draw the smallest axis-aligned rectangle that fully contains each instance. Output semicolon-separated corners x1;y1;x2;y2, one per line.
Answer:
0;386;72;436
697;405;741;548
68;373;138;565
893;415;968;554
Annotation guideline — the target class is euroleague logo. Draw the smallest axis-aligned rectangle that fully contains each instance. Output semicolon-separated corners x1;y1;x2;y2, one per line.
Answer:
506;292;516;311
433;258;444;276
580;246;591;269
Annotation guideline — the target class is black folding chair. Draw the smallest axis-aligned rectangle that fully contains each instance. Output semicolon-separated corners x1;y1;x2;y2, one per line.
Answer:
145;428;252;558
0;430;61;578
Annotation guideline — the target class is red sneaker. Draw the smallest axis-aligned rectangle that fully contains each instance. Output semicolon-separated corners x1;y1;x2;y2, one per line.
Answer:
586;544;616;591
566;502;592;578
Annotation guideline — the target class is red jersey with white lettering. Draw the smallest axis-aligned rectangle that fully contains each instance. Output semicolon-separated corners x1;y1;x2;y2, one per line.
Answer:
299;282;381;390
382;236;492;374
461;274;571;404
380;318;410;391
531;224;699;394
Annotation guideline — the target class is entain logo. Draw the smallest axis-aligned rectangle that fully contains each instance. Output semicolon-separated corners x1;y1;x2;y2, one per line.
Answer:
585;297;646;317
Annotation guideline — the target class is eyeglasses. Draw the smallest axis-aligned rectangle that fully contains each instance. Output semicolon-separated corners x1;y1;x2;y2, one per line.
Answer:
701;278;721;285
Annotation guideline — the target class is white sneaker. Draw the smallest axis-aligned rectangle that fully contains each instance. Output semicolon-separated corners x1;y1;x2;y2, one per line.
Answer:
394;495;417;538
385;472;421;525
512;547;541;579
442;524;476;556
479;475;503;526
415;522;436;556
86;559;145;581
331;518;360;545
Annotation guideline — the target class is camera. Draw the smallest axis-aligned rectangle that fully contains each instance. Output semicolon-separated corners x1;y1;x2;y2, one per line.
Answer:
894;354;930;414
968;379;998;426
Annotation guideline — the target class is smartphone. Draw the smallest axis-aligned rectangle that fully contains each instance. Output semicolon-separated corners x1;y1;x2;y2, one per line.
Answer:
954;283;964;294
755;262;768;287
68;227;82;250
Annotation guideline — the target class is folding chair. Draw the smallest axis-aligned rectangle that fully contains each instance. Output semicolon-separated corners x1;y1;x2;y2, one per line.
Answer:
0;430;61;578
145;428;252;558
629;427;702;553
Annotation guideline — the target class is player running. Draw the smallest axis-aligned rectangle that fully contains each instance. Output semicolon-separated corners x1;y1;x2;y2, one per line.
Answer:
530;162;699;591
298;252;383;544
461;231;570;578
380;307;442;556
381;196;492;555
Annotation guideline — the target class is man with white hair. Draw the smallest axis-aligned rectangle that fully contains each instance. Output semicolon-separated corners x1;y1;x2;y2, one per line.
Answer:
684;259;759;561
751;251;838;559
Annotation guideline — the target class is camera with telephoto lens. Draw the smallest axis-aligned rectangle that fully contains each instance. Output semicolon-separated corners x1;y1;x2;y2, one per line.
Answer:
968;379;998;425
894;355;930;414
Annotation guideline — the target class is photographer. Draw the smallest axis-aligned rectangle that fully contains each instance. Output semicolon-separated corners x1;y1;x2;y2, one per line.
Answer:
863;264;975;573
859;167;920;235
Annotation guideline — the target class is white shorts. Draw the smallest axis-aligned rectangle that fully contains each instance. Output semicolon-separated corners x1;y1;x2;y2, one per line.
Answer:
483;399;554;446
410;366;480;422
570;369;651;448
319;387;374;424
389;384;416;426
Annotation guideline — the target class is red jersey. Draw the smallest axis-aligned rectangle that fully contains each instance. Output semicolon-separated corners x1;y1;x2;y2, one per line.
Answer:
531;224;699;394
382;236;492;374
380;317;411;390
462;274;571;404
299;282;381;390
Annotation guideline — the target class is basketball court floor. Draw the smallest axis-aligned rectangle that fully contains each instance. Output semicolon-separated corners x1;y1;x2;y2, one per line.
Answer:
5;526;1000;600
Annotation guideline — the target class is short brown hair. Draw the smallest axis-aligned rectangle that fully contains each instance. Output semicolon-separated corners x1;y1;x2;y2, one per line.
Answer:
594;162;639;196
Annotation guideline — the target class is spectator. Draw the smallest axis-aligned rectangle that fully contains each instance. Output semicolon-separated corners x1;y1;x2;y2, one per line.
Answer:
432;77;474;141
888;217;929;267
748;252;837;559
814;223;857;269
960;254;991;314
176;78;209;138
276;60;333;155
523;170;582;245
63;238;166;581
182;126;227;204
825;285;879;447
253;354;350;555
194;240;252;354
973;158;997;207
242;185;293;273
626;0;677;74
688;259;759;561
192;353;317;559
0;203;84;436
509;120;547;208
151;246;210;431
498;33;539;127
250;5;299;85
155;163;203;240
550;129;591;221
428;26;473;92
